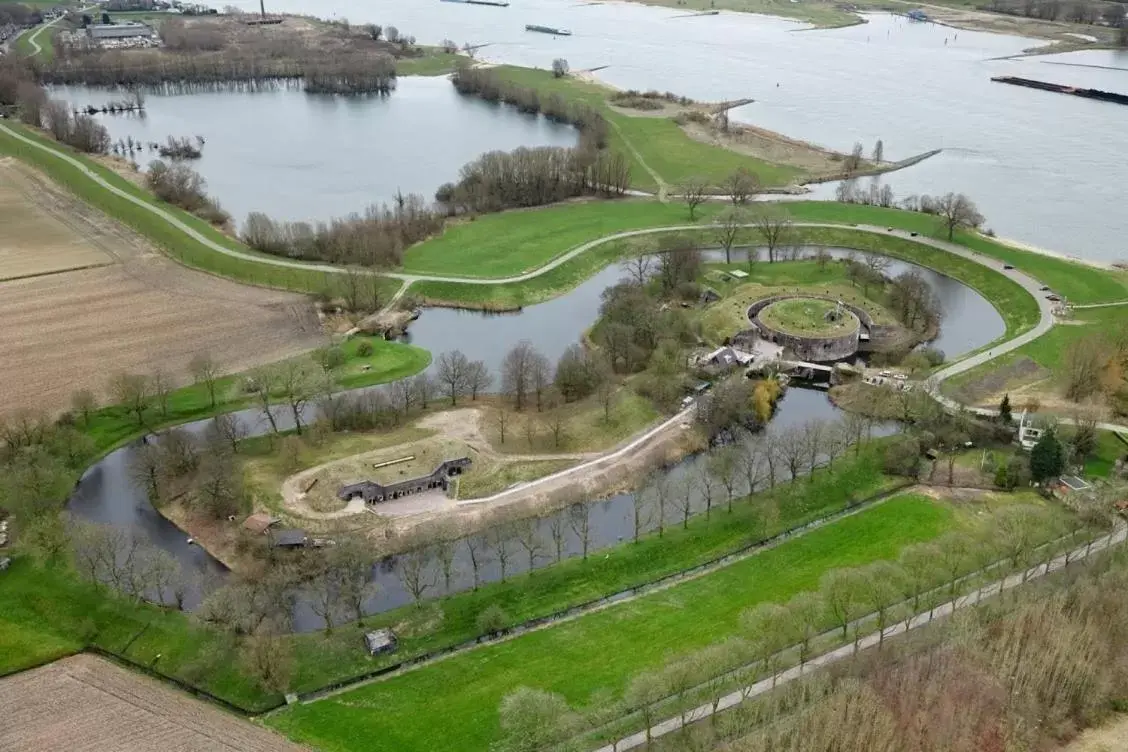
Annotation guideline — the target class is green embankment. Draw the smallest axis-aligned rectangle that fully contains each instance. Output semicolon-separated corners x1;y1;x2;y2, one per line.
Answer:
80;337;430;457
0;123;399;297
0;449;888;709
941;305;1125;403
267;493;954;752
484;66;804;191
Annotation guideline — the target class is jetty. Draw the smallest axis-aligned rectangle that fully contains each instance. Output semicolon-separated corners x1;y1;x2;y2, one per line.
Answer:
526;24;572;35
671;9;720;17
991;76;1128;106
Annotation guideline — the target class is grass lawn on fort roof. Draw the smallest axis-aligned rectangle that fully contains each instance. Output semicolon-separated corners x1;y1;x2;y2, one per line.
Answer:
267;493;954;752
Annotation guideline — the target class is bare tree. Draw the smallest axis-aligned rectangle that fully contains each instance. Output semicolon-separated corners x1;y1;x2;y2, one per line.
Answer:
724;166;760;205
898;542;942;612
148;369;171;419
631;484;652;543
435;350;471;405
466;360;492;400
623;253;654;286
277;361;317;435
680;176;708;220
935;192;984;240
491;525;514;582
247;366;281;435
309;567;344;632
493;407;511;444
714;206;748;264
625;670;669;748
110;373;149;428
568;502;592;560
129;442;164;504
751;205;793;263
331;537;377;625
464;534;488;590
777;426;807;481
670;476;694;529
523;415;538;449
205;413;246;454
544;409;567;449
694;463;718;519
872;138;884;164
740;437;766;494
548;513;566;563
411;373;436;410
740;601;794;688
803;419;826;478
515;519;545;573
398;547;436;607
189;353;221;408
709;446;741;512
71;389;97;425
502;341;543;411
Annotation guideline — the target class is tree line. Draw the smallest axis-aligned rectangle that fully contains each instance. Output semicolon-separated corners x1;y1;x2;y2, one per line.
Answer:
241;191;442;267
487;499;1108;752
437;65;631;213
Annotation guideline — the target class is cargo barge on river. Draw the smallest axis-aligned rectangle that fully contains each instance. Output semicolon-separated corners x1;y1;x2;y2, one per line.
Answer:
440;0;510;6
525;23;572;35
991;76;1128;106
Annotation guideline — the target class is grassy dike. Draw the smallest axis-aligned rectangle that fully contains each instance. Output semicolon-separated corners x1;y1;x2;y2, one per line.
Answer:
403;199;1128;306
79;337;430;458
267;492;955;752
3;447;892;711
0;123;401;298
477;66;804;192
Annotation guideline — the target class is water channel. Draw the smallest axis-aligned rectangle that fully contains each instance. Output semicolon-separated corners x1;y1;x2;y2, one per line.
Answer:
67;248;1003;630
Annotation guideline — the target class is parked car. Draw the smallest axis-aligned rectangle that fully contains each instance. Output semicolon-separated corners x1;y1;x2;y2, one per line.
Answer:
910;231;919;237
1003;264;1015;270
1039;285;1050;291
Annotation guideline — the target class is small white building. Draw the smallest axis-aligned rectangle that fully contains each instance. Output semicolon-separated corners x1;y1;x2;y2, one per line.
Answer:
1017;410;1043;451
364;628;398;656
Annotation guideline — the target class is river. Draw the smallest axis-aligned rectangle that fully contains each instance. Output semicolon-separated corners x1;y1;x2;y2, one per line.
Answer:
171;0;1126;265
68;247;1003;629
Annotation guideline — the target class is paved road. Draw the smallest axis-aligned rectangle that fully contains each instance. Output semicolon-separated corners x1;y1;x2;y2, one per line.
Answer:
594;523;1128;752
7;123;1117;425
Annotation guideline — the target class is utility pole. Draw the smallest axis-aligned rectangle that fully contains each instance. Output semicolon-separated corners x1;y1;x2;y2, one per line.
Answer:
259;0;266;18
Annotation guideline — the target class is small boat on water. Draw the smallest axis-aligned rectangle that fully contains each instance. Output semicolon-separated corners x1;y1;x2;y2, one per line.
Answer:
441;0;510;6
525;23;572;35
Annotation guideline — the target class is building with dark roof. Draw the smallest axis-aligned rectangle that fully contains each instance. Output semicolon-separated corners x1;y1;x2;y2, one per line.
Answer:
338;458;472;504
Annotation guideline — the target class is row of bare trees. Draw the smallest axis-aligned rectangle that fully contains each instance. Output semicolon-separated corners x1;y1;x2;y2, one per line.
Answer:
490;502;1093;752
146;159;229;224
241;191;442;267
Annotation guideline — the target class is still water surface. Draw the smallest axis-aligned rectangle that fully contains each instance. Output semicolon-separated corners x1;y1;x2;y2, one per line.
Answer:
193;0;1128;264
67;249;1002;628
51;76;577;223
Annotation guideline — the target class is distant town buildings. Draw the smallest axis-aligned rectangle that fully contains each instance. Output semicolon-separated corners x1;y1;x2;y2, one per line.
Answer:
86;20;154;40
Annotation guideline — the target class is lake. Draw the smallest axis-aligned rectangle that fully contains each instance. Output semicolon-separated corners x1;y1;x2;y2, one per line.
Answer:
50;76;577;224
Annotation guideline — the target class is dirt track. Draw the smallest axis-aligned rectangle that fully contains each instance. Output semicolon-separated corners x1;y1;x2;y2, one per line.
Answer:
0;654;308;752
0;158;325;416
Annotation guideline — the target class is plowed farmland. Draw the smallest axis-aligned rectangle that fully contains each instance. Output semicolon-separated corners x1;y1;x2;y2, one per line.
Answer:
0;654;308;752
0;157;325;416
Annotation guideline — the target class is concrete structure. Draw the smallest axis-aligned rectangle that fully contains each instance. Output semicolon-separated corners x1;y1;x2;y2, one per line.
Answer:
338;458;472;504
364;628;398;655
269;529;307;548
87;21;153;40
748;296;861;362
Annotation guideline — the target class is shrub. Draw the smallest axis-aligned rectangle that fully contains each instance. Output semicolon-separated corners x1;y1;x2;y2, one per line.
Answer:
476;604;509;636
355;340;374;357
883;434;922;478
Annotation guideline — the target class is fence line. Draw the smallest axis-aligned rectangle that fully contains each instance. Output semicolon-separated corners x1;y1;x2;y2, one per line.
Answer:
593;525;1128;752
296;482;913;704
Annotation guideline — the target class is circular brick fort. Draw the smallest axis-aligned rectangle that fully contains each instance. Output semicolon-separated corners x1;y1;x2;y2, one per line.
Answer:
748;295;866;362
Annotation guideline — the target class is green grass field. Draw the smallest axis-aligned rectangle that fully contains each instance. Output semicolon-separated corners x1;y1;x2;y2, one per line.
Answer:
79;337;430;456
483;66;803;191
759;297;855;337
1;449;888;710
941;304;1124;403
267;492;954;751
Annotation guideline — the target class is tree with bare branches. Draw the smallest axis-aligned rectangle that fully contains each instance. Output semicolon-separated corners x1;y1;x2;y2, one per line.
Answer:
724;166;760;205
751;205;793;263
714;205;748;264
398;547;436;607
568;502;591;560
110;373;150;428
515;519;545;574
436;349;472;405
680;176;708;220
935;192;984;240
